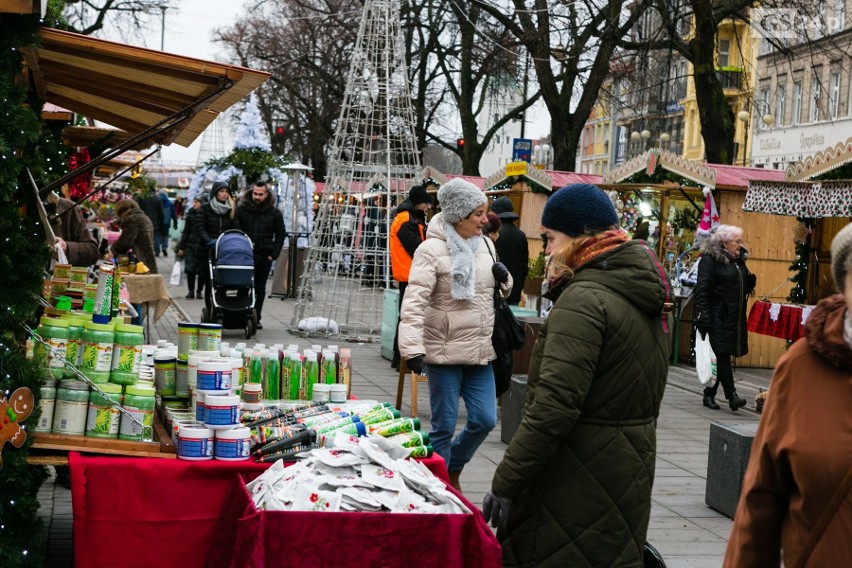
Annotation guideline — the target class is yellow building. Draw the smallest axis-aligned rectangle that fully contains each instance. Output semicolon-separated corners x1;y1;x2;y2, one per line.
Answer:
681;17;755;164
578;86;615;174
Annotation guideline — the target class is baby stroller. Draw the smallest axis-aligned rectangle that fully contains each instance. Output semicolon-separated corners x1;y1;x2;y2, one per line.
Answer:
201;230;258;338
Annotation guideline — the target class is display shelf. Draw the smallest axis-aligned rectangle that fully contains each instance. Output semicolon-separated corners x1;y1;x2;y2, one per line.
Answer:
31;412;176;458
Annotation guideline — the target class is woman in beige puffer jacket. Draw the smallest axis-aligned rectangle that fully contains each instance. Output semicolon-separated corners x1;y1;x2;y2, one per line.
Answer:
399;178;511;491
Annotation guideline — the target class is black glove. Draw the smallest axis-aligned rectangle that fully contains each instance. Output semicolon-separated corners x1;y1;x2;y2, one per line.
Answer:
491;262;510;284
696;324;710;341
406;355;425;375
482;491;511;531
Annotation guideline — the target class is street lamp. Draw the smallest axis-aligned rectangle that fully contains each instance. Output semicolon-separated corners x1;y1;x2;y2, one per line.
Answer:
640;129;651;140
630;131;641;141
533;143;552;170
737;109;751;166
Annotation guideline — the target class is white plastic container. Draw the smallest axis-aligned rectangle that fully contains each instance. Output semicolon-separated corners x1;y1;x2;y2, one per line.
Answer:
196;360;233;391
214;426;251;461
312;383;331;402
203;394;240;427
329;383;348;403
177;424;214;461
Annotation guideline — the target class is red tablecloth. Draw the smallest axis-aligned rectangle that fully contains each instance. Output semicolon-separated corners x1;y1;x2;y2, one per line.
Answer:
747;300;814;342
69;452;452;568
207;475;502;568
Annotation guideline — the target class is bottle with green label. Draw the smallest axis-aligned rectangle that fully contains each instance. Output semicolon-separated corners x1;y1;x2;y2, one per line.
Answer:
264;349;281;400
34;317;69;380
85;383;123;439
302;351;319;400
120;384;155;441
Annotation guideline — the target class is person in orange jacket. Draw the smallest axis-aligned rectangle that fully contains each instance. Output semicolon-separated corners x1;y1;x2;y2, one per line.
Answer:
389;185;432;369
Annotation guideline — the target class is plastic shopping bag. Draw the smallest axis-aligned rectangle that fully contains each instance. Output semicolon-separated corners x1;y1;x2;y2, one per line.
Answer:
170;259;184;286
695;333;717;385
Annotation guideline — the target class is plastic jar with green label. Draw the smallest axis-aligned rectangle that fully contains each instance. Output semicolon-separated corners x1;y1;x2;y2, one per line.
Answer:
53;380;90;435
112;323;143;373
198;323;222;352
35;379;58;433
34;317;69;380
81;321;115;374
85;383;123;439
65;315;87;373
120;384;156;441
177;322;199;361
154;355;176;395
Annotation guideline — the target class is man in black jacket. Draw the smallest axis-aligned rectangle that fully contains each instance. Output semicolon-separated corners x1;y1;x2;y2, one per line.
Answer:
236;181;286;329
490;196;528;304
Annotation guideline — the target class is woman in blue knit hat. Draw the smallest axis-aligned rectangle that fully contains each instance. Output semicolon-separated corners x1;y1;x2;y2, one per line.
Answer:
484;183;671;567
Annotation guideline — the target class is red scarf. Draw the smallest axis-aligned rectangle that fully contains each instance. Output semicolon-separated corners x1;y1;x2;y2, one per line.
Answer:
570;230;630;269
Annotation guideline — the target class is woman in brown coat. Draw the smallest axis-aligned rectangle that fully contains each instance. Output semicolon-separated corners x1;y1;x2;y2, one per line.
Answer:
112;199;158;274
723;222;852;567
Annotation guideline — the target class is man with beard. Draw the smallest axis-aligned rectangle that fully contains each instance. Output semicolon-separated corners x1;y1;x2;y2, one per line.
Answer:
236;181;286;329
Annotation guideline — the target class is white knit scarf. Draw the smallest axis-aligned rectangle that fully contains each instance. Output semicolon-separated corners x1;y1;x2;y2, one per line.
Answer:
443;219;480;300
844;310;852;350
209;197;231;216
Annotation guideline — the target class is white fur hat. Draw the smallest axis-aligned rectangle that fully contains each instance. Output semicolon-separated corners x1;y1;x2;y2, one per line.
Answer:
437;178;487;225
831;222;852;293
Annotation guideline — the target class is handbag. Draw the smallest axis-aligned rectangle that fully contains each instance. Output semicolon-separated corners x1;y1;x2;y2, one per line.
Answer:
694;332;716;386
484;238;525;396
170;259;184;286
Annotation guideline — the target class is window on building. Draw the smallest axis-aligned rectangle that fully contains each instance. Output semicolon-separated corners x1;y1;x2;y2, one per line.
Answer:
759;87;771;129
815;1;827;37
838;0;846;30
776;84;786;127
830;72;841;119
792;80;803;125
718;39;730;67
689;109;697;145
811;72;822;122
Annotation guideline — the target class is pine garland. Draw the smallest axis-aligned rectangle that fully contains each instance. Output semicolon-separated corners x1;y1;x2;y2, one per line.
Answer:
0;2;67;565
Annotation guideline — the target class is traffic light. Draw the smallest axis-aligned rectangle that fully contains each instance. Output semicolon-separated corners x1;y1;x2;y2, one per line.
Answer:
272;124;286;147
456;138;465;151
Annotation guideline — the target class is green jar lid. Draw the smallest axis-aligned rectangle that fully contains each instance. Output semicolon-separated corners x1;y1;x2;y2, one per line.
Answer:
110;371;138;386
115;323;144;334
84;321;114;332
40;317;69;328
97;383;123;395
59;380;90;391
125;384;156;397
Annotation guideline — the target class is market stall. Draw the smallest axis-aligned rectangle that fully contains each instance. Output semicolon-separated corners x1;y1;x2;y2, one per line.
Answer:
600;149;794;368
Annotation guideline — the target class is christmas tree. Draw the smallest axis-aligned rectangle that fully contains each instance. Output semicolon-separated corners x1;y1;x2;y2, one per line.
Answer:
0;3;66;565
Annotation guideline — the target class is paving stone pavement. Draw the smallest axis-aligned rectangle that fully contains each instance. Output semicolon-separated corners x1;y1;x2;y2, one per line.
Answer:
38;253;772;567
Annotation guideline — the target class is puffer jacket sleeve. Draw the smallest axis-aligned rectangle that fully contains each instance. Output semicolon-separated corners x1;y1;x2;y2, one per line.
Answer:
483;236;512;298
397;243;438;360
492;285;605;498
694;256;715;329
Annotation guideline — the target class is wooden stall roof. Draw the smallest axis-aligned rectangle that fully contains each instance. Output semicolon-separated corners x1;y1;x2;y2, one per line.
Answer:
785;136;852;181
61;125;151;151
0;0;43;14
22;27;269;147
710;163;785;190
546;171;603;188
603;149;716;187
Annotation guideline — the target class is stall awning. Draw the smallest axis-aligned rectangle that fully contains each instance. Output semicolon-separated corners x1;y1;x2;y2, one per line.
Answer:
744;180;852;217
22;27;269;147
61;125;151;151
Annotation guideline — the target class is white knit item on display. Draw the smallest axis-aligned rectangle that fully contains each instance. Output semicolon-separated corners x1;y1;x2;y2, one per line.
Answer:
290;0;422;340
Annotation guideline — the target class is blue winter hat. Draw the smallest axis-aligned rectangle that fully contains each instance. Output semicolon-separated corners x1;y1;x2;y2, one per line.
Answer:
541;183;619;237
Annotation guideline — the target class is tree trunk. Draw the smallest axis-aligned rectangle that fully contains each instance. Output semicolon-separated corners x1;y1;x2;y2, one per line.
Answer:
690;1;735;165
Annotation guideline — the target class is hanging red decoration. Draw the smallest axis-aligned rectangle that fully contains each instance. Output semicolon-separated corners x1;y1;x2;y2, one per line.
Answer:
67;148;92;201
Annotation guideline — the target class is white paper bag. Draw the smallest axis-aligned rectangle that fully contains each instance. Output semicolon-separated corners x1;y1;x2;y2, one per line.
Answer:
170;259;184;286
695;333;716;385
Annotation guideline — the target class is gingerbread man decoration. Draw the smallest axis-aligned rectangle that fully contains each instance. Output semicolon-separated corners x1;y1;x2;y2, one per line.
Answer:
0;387;34;468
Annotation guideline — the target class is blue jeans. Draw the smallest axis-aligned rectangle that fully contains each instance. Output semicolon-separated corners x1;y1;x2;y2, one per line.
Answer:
155;225;170;253
426;363;497;473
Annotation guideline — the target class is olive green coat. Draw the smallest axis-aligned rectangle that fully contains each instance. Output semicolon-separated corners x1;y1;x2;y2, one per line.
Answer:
492;240;671;567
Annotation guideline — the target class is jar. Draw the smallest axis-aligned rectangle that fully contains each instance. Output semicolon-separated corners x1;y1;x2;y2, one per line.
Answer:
214;427;251;461
177;322;199;361
80;321;115;373
52;380;90;435
109;370;138;386
203;394;240;427
85;383;122;439
198;323;223;352
154;355;176;395
35;379;58;433
111;323;143;373
65;315;88;372
34;317;70;380
176;425;214;461
241;382;262;404
119;383;156;440
175;360;189;396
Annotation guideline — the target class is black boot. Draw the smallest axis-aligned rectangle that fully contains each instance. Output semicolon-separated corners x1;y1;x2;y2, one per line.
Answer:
728;392;747;412
702;387;720;410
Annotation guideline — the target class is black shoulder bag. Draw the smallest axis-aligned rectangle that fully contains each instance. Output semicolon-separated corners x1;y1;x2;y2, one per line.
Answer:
483;237;525;397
